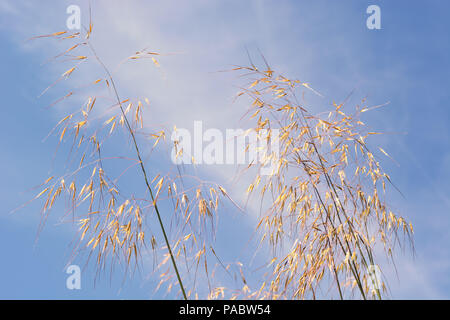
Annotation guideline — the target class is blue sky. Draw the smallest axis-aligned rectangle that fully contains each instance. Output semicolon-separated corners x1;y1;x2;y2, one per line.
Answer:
0;0;449;299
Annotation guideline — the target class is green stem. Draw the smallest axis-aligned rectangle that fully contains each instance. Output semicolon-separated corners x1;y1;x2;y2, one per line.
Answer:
88;42;188;300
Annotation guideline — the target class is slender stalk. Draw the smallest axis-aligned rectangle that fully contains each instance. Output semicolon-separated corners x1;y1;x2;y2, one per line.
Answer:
87;42;188;300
